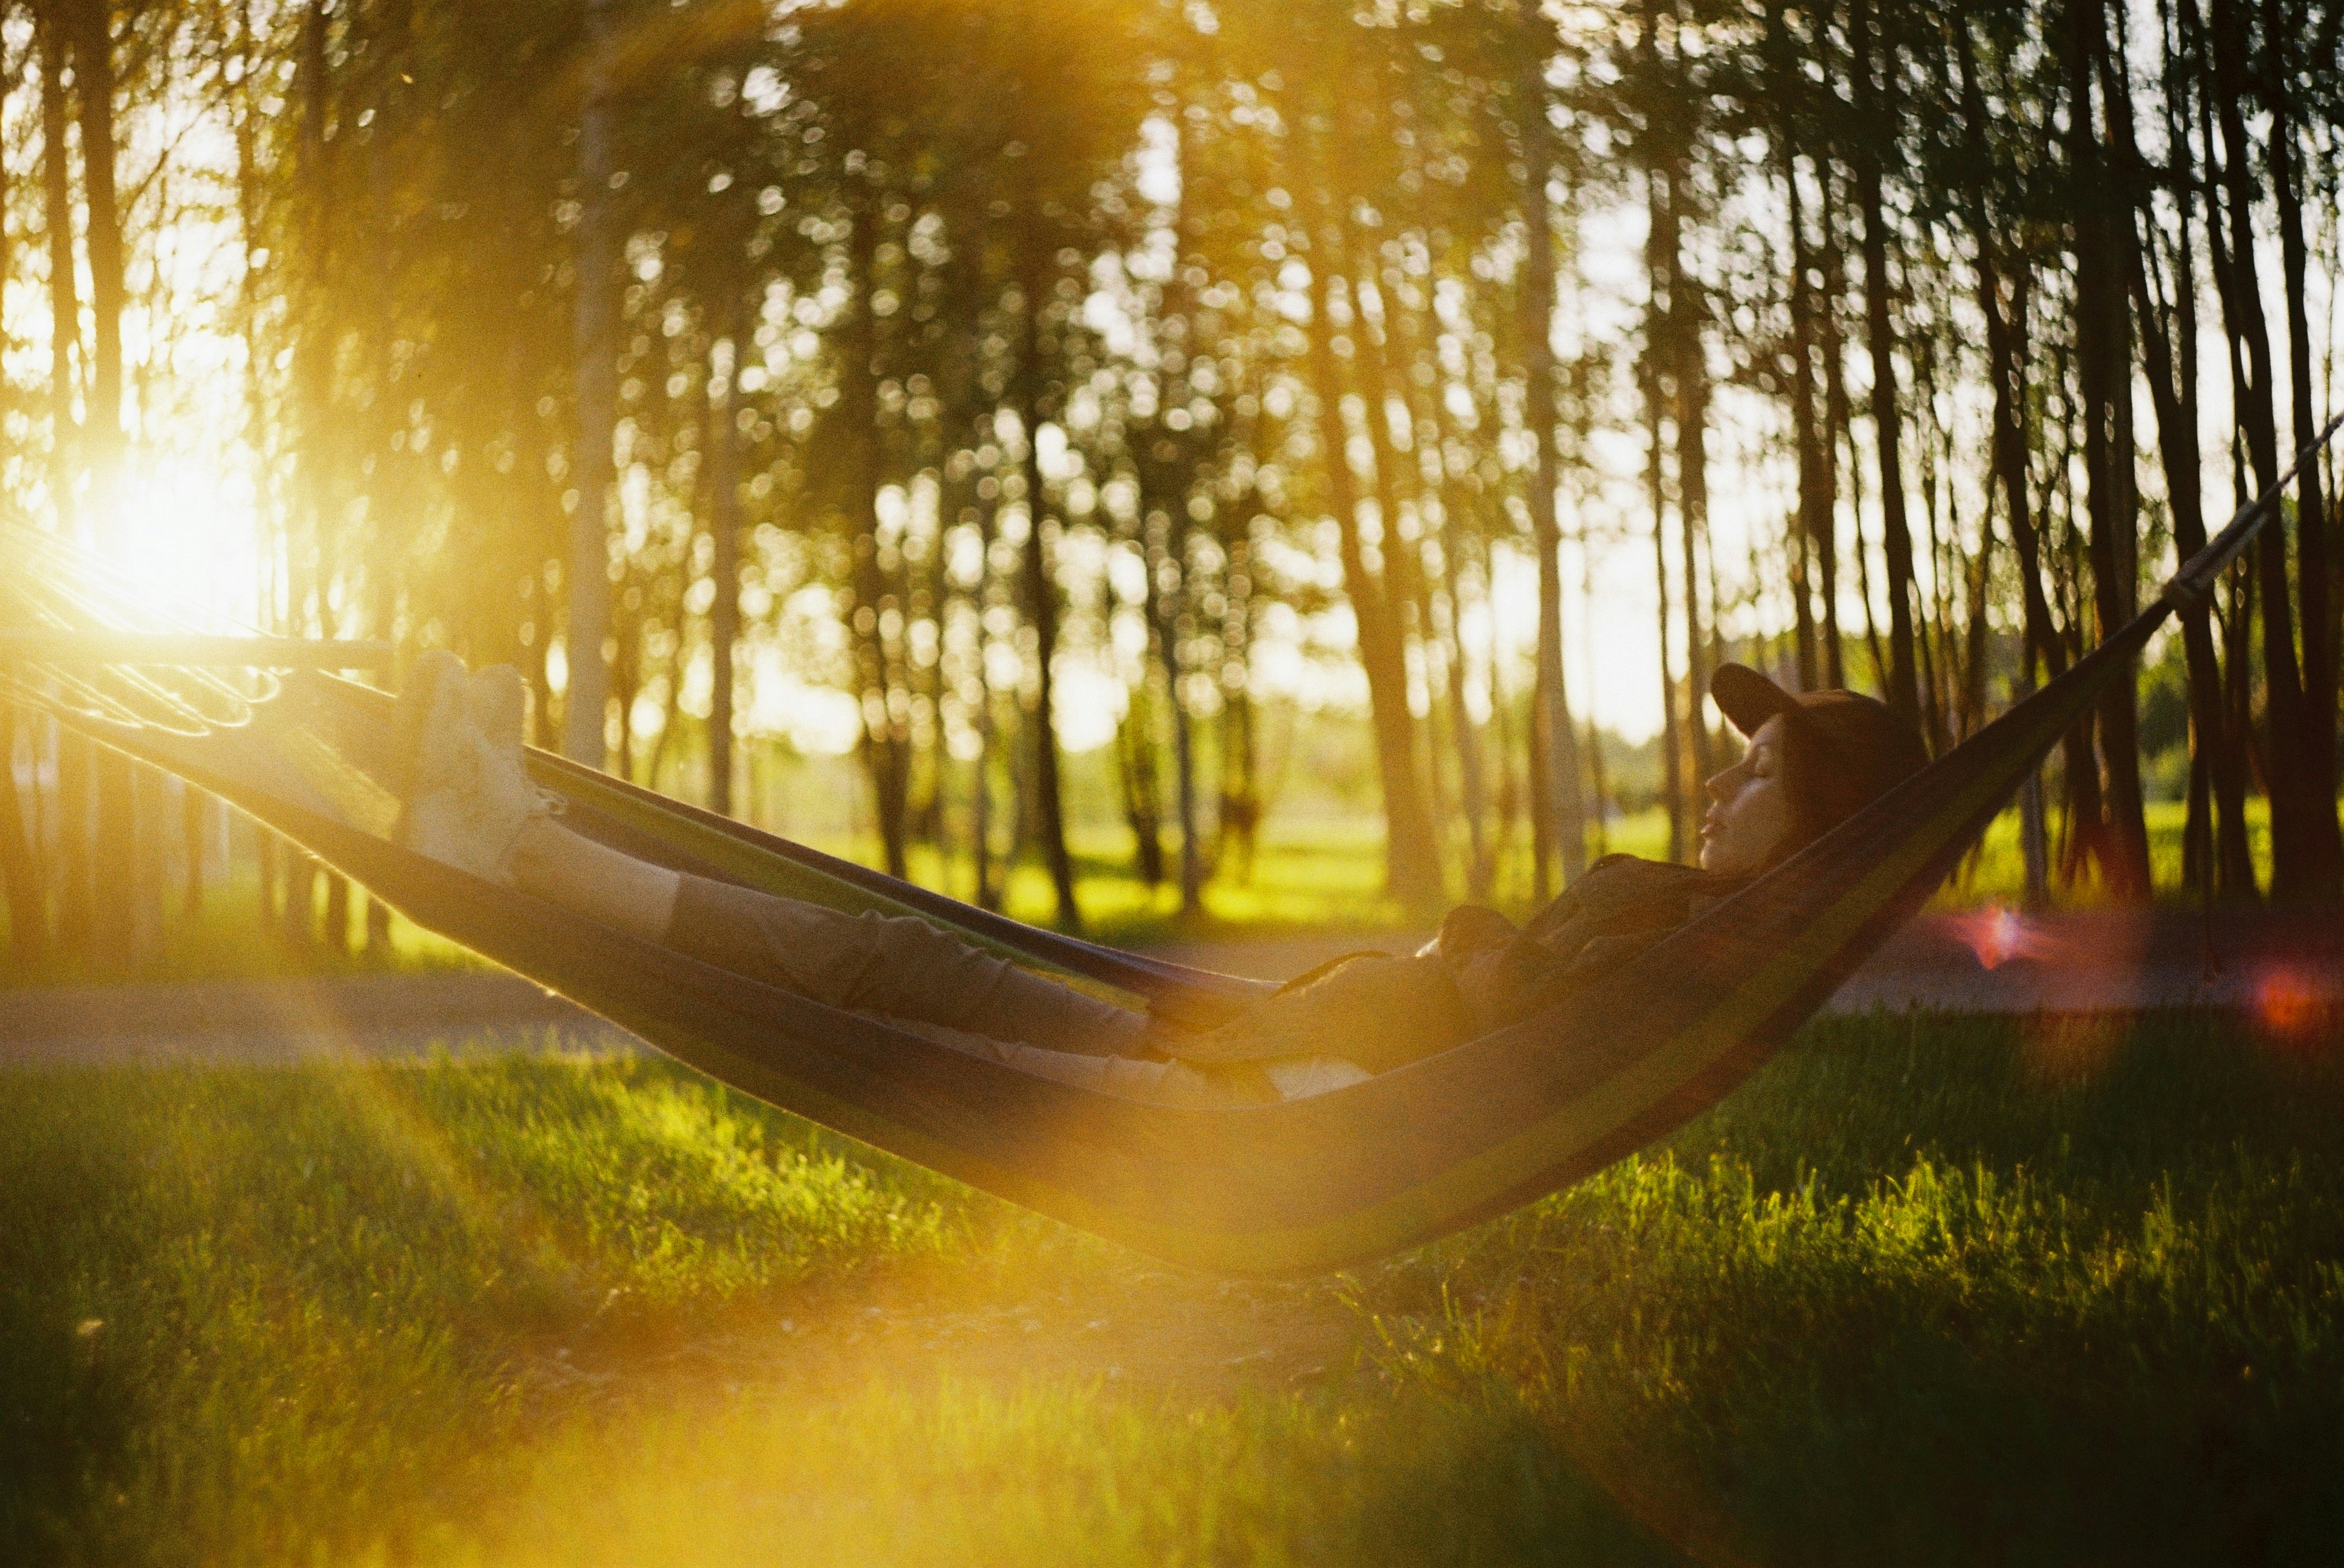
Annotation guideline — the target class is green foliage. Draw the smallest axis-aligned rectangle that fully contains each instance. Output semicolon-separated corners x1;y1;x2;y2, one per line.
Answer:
5;1009;2342;1563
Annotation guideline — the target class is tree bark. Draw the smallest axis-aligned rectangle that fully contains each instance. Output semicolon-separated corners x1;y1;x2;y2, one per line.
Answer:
563;0;619;766
706;302;744;817
1777;82;1828;690
37;8;80;533
2202;0;2323;900
1647;343;1687;863
14;42;63;961
2126;6;2256;896
0;708;44;967
1299;164;1440;907
1385;261;1493;898
1343;236;1452;890
2062;0;2151;900
1516;15;1589;886
1848;0;1921;724
68;0;141;965
843;199;911;878
1016;234;1081;927
1814;167;1850;690
2257;0;2343;895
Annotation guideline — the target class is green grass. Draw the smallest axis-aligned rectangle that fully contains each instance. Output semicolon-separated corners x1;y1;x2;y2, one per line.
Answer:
7;1006;2343;1564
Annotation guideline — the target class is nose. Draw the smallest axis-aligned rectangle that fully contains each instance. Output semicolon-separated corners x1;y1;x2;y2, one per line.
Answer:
1705;763;1740;805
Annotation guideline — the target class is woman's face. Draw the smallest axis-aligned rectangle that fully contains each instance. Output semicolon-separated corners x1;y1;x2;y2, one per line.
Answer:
1701;716;1792;875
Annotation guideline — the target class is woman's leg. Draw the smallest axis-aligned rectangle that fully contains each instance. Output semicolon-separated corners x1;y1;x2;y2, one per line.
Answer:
508;816;682;942
402;654;1164;1060
658;869;1161;1058
505;813;1161;1058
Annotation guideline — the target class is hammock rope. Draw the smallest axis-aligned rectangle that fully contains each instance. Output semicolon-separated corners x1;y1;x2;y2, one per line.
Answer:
3;414;2332;1275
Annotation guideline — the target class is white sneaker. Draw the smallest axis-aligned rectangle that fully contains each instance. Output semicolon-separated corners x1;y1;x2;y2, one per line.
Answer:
467;664;529;768
395;654;551;884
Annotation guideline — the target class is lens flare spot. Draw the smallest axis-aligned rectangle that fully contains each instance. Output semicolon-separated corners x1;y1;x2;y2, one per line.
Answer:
2253;965;2325;1041
1944;902;2058;971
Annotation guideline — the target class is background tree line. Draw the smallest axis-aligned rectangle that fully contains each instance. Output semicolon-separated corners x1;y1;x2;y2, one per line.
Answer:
1;0;2340;974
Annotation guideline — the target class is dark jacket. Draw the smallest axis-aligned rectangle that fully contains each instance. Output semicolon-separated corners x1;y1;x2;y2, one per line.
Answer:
1163;855;1749;1077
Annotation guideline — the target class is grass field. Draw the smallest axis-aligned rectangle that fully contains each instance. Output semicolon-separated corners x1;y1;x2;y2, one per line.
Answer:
7;1005;2341;1565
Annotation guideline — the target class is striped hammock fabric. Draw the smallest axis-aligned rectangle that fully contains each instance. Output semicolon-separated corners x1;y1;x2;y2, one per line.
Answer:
0;423;2323;1275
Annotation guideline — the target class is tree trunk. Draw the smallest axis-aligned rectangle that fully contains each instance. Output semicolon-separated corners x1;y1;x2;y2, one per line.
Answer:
70;0;140;966
1143;497;1203;913
1299;181;1439;907
0;708;44;967
563;0;619;766
2062;0;2151;900
1343;237;1452;890
706;302;744;817
1814;168;1850;690
37;8;79;533
1386;264;1493;898
1516;15;1589;886
2127;8;2256;896
1848;0;1921;724
1647;348;1687;864
1777;81;1828;690
1016;237;1080;927
971;472;1004;910
844;200;911;878
1676;288;1716;786
2202;0;2323;900
2258;0;2343;895
1114;695;1165;889
70;0;123;503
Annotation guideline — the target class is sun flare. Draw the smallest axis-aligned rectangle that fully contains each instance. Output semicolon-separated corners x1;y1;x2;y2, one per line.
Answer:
84;454;266;628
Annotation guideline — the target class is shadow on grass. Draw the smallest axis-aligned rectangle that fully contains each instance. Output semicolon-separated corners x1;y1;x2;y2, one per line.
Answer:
3;1009;2340;1564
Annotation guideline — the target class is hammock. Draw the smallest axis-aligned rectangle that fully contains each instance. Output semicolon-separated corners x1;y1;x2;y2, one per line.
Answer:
1;427;2326;1276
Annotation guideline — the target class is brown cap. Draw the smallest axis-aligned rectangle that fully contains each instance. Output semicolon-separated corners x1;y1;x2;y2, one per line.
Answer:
1710;664;1931;846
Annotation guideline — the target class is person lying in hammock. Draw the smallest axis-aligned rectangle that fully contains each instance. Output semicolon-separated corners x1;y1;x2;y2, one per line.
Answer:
393;651;1926;1107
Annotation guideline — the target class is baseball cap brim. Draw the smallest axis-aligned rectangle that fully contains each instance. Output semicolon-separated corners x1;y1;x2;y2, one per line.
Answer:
1711;663;1807;740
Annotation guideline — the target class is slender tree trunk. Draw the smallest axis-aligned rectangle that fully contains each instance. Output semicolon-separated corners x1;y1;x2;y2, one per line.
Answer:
1016;235;1080;927
2127;8;2256;895
1815;168;1850;689
2203;0;2322;900
1516;15;1588;886
2063;0;2151;899
2258;0;2343;895
1848;0;1921;724
1957;24;2066;697
563;0;619;766
1647;351;1686;863
1299;182;1439;907
37;7;79;535
971;467;1003;909
70;0;122;508
1114;693;1165;888
1344;238;1453;889
844;202;911;878
706;300;744;817
1779;95;1827;690
1676;294;1715;785
0;708;44;968
1388;268;1493;897
1144;496;1203;913
68;0;142;965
